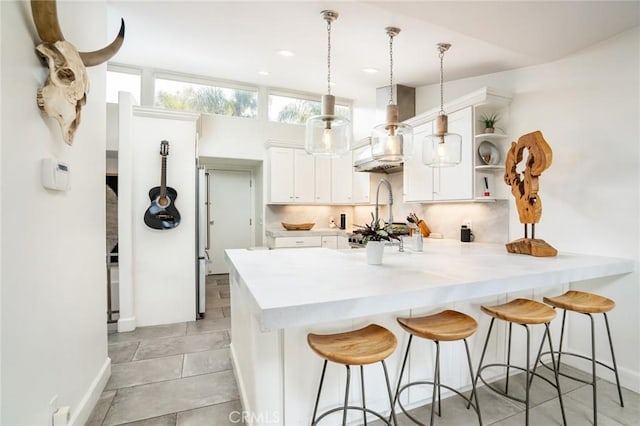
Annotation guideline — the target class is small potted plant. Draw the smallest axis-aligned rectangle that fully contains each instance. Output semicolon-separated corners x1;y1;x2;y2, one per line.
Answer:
479;113;500;133
353;213;399;264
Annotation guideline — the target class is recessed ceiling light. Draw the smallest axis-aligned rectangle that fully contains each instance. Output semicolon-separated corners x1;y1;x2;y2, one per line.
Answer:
277;50;295;57
362;68;379;74
258;70;270;76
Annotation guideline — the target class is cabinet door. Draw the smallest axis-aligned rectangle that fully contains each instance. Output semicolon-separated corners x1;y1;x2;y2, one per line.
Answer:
433;107;473;201
352;171;371;204
269;147;294;203
403;121;434;202
293;149;315;203
321;236;338;249
314;157;332;203
331;152;353;203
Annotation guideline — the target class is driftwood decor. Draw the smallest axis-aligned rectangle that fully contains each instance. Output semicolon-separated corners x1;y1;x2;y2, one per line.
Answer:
31;0;125;145
503;130;557;257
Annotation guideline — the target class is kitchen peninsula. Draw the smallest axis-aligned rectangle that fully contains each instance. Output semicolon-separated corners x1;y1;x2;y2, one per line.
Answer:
225;241;634;425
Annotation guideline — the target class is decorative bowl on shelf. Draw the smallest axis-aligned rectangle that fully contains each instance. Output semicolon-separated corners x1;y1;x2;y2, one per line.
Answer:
478;140;500;165
281;222;315;231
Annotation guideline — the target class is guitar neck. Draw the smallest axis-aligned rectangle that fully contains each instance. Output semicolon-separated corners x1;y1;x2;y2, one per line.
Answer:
160;155;167;198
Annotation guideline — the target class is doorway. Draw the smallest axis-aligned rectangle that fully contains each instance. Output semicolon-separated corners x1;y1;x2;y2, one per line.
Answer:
208;169;254;274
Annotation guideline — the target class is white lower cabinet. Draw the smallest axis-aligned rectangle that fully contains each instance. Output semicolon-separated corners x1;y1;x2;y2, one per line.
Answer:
272;236;322;249
320;236;338;249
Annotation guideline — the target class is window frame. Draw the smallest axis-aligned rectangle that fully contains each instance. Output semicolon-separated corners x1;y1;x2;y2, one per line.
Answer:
267;88;352;125
153;72;259;119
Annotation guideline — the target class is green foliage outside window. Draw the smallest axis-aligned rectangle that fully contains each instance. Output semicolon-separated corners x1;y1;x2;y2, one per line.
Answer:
155;78;257;118
269;95;351;124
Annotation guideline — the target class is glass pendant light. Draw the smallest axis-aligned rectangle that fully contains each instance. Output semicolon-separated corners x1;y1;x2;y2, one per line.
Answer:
371;27;413;163
423;43;462;167
305;10;351;157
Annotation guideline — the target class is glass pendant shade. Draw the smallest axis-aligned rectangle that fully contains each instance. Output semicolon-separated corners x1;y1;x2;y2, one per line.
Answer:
371;104;413;162
305;94;351;157
423;114;462;167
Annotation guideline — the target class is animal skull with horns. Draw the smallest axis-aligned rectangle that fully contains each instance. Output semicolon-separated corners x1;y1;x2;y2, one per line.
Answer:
31;0;125;145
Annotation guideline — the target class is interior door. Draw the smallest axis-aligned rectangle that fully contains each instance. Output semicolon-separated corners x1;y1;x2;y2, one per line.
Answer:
209;170;253;274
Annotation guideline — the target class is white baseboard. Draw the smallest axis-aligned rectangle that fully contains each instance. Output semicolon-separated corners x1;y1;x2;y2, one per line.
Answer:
118;315;136;332
70;357;111;426
230;343;252;425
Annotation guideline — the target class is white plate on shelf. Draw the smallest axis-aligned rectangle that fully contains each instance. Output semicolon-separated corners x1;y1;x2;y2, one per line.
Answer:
478;141;500;165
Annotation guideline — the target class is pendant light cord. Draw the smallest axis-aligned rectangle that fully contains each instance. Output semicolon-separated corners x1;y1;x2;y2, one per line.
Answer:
389;32;394;104
326;18;332;95
439;47;445;115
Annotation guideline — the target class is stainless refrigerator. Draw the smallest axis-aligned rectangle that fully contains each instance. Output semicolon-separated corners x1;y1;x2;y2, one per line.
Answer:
196;167;208;318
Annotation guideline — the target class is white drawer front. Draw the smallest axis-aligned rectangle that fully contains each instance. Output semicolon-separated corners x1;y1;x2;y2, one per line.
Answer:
273;236;322;248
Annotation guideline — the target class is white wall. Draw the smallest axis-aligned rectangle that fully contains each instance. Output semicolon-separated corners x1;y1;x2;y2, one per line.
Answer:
131;111;198;326
416;28;640;389
1;1;111;425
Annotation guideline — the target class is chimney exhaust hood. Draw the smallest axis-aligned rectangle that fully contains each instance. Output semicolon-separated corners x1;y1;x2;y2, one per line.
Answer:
354;85;415;174
353;139;404;174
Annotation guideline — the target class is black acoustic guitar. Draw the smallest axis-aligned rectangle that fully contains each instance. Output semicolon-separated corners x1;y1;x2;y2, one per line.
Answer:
144;140;180;230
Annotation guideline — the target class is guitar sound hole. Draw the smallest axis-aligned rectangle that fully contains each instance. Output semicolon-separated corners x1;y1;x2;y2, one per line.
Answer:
158;197;169;207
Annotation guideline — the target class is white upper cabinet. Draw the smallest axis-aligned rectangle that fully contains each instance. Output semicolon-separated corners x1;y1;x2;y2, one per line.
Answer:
433;106;473;201
331;151;353;204
403;87;512;203
403;120;435;202
268;147;295;203
294;149;315;203
267;147;315;204
314;157;332;203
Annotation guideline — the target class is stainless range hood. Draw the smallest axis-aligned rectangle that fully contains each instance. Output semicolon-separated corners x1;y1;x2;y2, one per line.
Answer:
354;85;415;174
353;140;403;174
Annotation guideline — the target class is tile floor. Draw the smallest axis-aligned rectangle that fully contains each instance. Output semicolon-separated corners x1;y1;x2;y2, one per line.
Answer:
87;274;243;426
88;274;640;425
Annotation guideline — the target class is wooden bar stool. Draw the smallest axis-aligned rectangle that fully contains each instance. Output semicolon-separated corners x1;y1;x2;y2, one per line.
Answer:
541;290;624;425
473;298;567;426
393;310;482;425
307;324;398;425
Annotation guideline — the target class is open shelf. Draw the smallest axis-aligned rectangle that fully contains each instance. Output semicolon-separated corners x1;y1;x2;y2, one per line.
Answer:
475;165;505;171
475;133;510;140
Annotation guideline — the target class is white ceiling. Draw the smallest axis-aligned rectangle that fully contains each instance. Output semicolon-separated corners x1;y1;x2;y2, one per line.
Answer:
107;1;639;106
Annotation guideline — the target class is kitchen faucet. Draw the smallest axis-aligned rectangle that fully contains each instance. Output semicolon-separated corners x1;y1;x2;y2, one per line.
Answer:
374;178;393;225
374;178;403;252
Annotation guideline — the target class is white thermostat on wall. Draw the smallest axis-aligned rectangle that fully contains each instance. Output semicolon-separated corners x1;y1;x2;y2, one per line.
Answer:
41;158;70;191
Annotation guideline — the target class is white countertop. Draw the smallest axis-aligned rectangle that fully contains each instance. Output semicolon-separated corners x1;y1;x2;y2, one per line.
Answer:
225;240;635;331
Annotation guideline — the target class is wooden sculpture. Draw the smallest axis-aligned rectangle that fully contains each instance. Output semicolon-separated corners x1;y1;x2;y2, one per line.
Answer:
503;131;557;256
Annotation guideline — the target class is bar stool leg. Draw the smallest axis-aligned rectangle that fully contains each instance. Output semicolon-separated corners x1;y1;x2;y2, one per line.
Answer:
430;341;440;426
312;360;328;425
343;365;351;426
390;334;413;420
469;318;495;406
506;322;513;394
603;312;625;407
464;338;483;425
587;313;599;426
437;342;442;417
360;365;368;426
381;360;397;426
545;323;567;426
557;309;567;367
523;324;531;426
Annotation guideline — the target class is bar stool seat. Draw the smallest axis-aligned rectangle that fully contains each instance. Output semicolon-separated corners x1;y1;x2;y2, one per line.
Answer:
393;310;482;425
308;324;397;365
541;290;623;426
398;309;478;341
544;290;615;313
474;298;566;426
308;324;398;425
481;298;556;324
